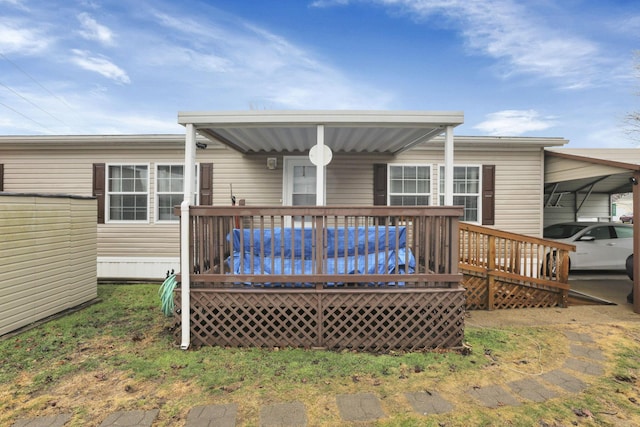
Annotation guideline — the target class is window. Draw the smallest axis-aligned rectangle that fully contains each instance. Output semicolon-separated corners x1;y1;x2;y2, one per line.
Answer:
292;163;317;206
614;225;634;239
388;165;430;206
583;226;612;240
156;164;199;222
107;164;149;222
439;165;480;222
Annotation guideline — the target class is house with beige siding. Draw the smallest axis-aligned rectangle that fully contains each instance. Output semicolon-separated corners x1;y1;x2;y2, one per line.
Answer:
0;110;570;281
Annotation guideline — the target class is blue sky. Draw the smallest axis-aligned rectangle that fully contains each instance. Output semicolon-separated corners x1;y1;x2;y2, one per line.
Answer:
1;0;639;147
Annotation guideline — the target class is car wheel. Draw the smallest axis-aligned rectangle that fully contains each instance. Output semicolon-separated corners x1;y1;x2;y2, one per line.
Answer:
540;253;557;278
541;253;570;279
626;254;634;281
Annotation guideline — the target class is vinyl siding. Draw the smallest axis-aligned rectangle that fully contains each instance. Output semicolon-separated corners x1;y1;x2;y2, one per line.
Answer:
393;145;545;237
544;193;612;226
0;135;552;279
0;194;97;336
327;153;393;205
212;152;283;205
2;144;199;259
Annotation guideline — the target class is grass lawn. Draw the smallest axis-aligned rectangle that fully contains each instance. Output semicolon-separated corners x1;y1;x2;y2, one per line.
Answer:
1;284;639;426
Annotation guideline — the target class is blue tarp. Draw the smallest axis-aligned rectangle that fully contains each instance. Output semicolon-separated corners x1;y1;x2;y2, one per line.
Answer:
230;226;408;257
227;227;415;285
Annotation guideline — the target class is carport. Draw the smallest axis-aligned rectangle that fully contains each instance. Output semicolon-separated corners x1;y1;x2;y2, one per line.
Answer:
544;148;640;313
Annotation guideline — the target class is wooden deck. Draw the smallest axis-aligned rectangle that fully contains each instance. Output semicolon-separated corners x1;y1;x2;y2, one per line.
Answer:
175;206;466;351
173;206;576;350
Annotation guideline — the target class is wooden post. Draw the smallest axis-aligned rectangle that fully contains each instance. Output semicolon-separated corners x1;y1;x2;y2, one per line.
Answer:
487;235;496;310
314;215;324;290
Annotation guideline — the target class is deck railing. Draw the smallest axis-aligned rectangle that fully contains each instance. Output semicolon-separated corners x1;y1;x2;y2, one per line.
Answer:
180;205;464;288
459;223;575;309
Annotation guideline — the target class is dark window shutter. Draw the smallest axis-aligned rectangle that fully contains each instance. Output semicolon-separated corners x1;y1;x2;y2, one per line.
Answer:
482;164;495;225
0;164;4;192
373;164;387;206
93;163;106;224
199;163;213;205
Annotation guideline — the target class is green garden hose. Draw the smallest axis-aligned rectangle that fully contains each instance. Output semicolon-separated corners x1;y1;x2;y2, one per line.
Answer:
159;274;178;316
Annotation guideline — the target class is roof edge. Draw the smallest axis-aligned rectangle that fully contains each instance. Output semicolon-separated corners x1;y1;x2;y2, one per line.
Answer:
178;110;465;127
545;149;640;171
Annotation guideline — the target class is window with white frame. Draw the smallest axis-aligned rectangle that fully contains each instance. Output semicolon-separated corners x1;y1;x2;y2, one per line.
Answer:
439;165;480;222
156;164;199;222
107;164;149;222
388;165;431;206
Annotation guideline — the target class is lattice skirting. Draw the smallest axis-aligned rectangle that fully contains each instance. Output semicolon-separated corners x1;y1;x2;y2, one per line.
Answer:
461;271;564;310
174;288;465;352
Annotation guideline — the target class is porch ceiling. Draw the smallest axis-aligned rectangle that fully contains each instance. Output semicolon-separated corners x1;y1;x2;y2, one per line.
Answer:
178;110;464;154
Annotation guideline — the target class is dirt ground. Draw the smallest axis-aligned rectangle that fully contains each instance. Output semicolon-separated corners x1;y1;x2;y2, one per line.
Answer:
466;272;638;329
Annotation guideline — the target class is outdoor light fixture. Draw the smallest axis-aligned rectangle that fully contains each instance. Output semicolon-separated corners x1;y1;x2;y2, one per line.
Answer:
195;142;208;149
630;176;638;185
267;157;277;170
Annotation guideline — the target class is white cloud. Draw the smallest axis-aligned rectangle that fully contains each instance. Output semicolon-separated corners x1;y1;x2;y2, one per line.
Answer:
77;12;114;45
144;45;232;73
69;49;130;84
360;0;605;89
0;19;50;54
148;8;392;109
309;0;350;7
0;0;29;11
474;110;556;136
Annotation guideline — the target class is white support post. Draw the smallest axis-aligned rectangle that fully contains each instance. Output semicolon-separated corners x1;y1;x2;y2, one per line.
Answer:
444;125;454;206
180;123;197;350
316;124;326;206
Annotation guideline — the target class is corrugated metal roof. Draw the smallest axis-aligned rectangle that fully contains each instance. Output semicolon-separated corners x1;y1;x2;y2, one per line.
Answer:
177;110;465;154
544;148;640;195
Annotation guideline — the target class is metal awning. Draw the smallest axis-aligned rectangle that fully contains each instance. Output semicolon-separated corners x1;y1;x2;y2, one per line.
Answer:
545;148;640;315
545;149;640;195
177;110;464;155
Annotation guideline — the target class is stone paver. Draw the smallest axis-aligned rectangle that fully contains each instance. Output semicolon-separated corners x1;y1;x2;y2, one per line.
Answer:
564;331;595;343
405;391;454;415
570;344;606;361
467;385;521;408
260;402;307;427
11;414;72;427
563;357;605;376
541;369;588;393
186;404;237;427
98;409;159;427
336;393;386;422
508;378;558;403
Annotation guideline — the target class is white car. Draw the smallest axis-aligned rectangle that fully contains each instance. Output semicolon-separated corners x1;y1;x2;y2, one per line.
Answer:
543;222;634;271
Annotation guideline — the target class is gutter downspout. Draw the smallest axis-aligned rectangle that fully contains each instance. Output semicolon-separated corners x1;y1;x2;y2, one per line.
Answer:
180;123;196;349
